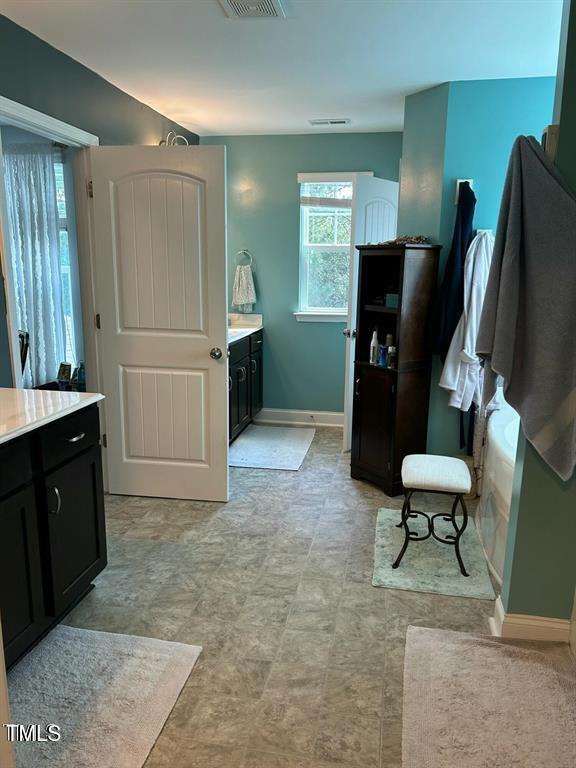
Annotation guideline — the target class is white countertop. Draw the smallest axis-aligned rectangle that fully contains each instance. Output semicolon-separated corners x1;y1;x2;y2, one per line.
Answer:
228;326;261;343
228;313;263;344
0;388;104;445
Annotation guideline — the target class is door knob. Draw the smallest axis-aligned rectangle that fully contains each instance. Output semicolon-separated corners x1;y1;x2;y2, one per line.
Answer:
210;347;223;360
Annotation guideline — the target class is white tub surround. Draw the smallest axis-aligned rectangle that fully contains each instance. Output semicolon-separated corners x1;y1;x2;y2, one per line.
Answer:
0;388;104;445
490;596;572;642
476;401;520;585
228;313;263;343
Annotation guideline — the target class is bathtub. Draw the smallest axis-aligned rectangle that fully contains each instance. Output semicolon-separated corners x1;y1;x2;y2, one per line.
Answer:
476;400;520;586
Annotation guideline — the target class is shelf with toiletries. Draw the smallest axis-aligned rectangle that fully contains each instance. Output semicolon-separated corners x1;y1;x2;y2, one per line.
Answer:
351;243;440;495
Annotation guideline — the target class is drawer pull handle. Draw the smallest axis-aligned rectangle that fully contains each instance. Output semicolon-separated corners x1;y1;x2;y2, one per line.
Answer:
251;359;257;373
254;339;262;346
67;432;86;443
228;375;232;392
49;486;62;515
238;366;247;382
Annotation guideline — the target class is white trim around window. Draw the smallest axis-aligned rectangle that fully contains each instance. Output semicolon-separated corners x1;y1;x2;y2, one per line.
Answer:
293;311;347;323
296;172;374;183
0;96;99;147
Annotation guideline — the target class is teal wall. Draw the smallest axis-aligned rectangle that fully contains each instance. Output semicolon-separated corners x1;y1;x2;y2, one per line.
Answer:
0;15;198;387
397;84;449;240
501;0;576;621
398;77;555;455
201;133;402;413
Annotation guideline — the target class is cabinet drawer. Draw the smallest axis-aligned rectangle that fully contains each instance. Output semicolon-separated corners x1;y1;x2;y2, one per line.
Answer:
38;405;100;471
0;436;32;499
250;330;263;352
229;336;250;364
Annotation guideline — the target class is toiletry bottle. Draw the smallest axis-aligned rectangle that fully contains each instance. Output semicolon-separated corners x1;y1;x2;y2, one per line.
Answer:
377;344;386;367
370;330;379;365
387;346;397;369
385;333;394;347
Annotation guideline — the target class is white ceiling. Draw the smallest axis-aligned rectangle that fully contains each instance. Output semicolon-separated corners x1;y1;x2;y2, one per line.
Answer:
0;0;563;136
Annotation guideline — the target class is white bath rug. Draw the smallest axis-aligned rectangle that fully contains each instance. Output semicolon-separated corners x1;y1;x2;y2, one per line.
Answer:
8;625;201;768
403;626;576;768
229;425;315;470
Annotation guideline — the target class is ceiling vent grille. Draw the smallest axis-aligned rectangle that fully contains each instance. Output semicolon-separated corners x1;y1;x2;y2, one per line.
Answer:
308;118;351;127
218;0;286;18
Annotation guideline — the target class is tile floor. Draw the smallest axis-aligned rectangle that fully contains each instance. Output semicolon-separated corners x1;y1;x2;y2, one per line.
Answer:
64;428;494;768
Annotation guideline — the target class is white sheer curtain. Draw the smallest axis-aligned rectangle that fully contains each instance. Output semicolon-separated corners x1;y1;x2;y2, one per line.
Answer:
3;145;65;387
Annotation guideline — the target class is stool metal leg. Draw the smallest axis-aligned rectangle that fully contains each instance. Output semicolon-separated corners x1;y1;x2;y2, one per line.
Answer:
392;490;412;569
452;494;469;577
396;489;411;528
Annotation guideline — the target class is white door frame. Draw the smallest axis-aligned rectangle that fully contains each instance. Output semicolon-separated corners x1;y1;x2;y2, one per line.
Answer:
0;95;99;387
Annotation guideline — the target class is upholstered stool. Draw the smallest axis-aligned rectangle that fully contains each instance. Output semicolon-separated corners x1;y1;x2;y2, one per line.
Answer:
392;454;472;576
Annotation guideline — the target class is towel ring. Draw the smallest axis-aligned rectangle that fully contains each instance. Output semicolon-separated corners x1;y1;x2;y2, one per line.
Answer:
235;249;253;267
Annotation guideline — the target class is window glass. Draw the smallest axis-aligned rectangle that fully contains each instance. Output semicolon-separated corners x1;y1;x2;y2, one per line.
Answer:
299;180;353;312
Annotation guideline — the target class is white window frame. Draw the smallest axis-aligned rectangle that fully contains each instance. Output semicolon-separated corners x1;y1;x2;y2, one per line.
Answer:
294;172;372;323
0;96;98;387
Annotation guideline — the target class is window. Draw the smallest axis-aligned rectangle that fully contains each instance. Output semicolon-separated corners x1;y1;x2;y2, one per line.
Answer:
53;153;78;366
298;177;353;316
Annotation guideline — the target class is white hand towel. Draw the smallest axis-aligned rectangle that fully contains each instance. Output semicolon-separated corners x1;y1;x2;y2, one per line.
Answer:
232;264;256;313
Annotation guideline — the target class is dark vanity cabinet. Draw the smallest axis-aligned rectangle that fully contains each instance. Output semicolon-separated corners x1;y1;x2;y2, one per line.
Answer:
351;244;440;496
249;331;264;418
229;329;263;443
230;336;252;442
0;404;106;667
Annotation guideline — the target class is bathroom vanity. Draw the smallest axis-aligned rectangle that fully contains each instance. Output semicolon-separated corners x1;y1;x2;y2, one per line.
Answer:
228;316;263;442
0;388;106;668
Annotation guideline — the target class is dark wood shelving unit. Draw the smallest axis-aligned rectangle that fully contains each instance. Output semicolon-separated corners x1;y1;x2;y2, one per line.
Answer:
351;243;440;496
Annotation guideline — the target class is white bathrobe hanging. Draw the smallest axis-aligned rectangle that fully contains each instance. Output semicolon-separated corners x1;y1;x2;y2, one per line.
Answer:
439;231;495;411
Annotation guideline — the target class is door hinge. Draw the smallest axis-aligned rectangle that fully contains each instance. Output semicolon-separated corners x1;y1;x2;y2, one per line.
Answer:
95;313;101;329
87;180;94;198
102;433;107;448
387;461;391;471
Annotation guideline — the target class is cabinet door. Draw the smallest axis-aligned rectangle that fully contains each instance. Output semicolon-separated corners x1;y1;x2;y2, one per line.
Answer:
351;365;395;485
250;348;263;417
230;357;251;441
43;446;107;616
0;486;45;668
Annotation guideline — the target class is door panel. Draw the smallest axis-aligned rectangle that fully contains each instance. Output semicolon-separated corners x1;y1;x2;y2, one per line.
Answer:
344;176;399;452
251;348;263;416
44;446;106;616
116;174;205;332
88;146;228;500
123;367;207;462
0;486;45;667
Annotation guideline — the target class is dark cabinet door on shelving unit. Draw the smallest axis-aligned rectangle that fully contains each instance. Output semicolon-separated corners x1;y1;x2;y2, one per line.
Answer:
0;485;45;668
250;347;263;417
43;445;106;616
351;364;396;489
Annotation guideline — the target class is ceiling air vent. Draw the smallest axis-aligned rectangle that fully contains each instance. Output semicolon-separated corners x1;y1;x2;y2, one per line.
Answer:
308;118;351;127
218;0;286;18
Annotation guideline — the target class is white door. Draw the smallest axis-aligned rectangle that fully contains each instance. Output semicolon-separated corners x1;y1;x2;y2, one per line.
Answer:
343;176;399;451
88;146;228;501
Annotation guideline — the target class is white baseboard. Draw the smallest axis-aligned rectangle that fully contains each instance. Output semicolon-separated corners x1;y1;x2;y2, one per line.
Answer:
489;596;571;642
254;408;344;428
